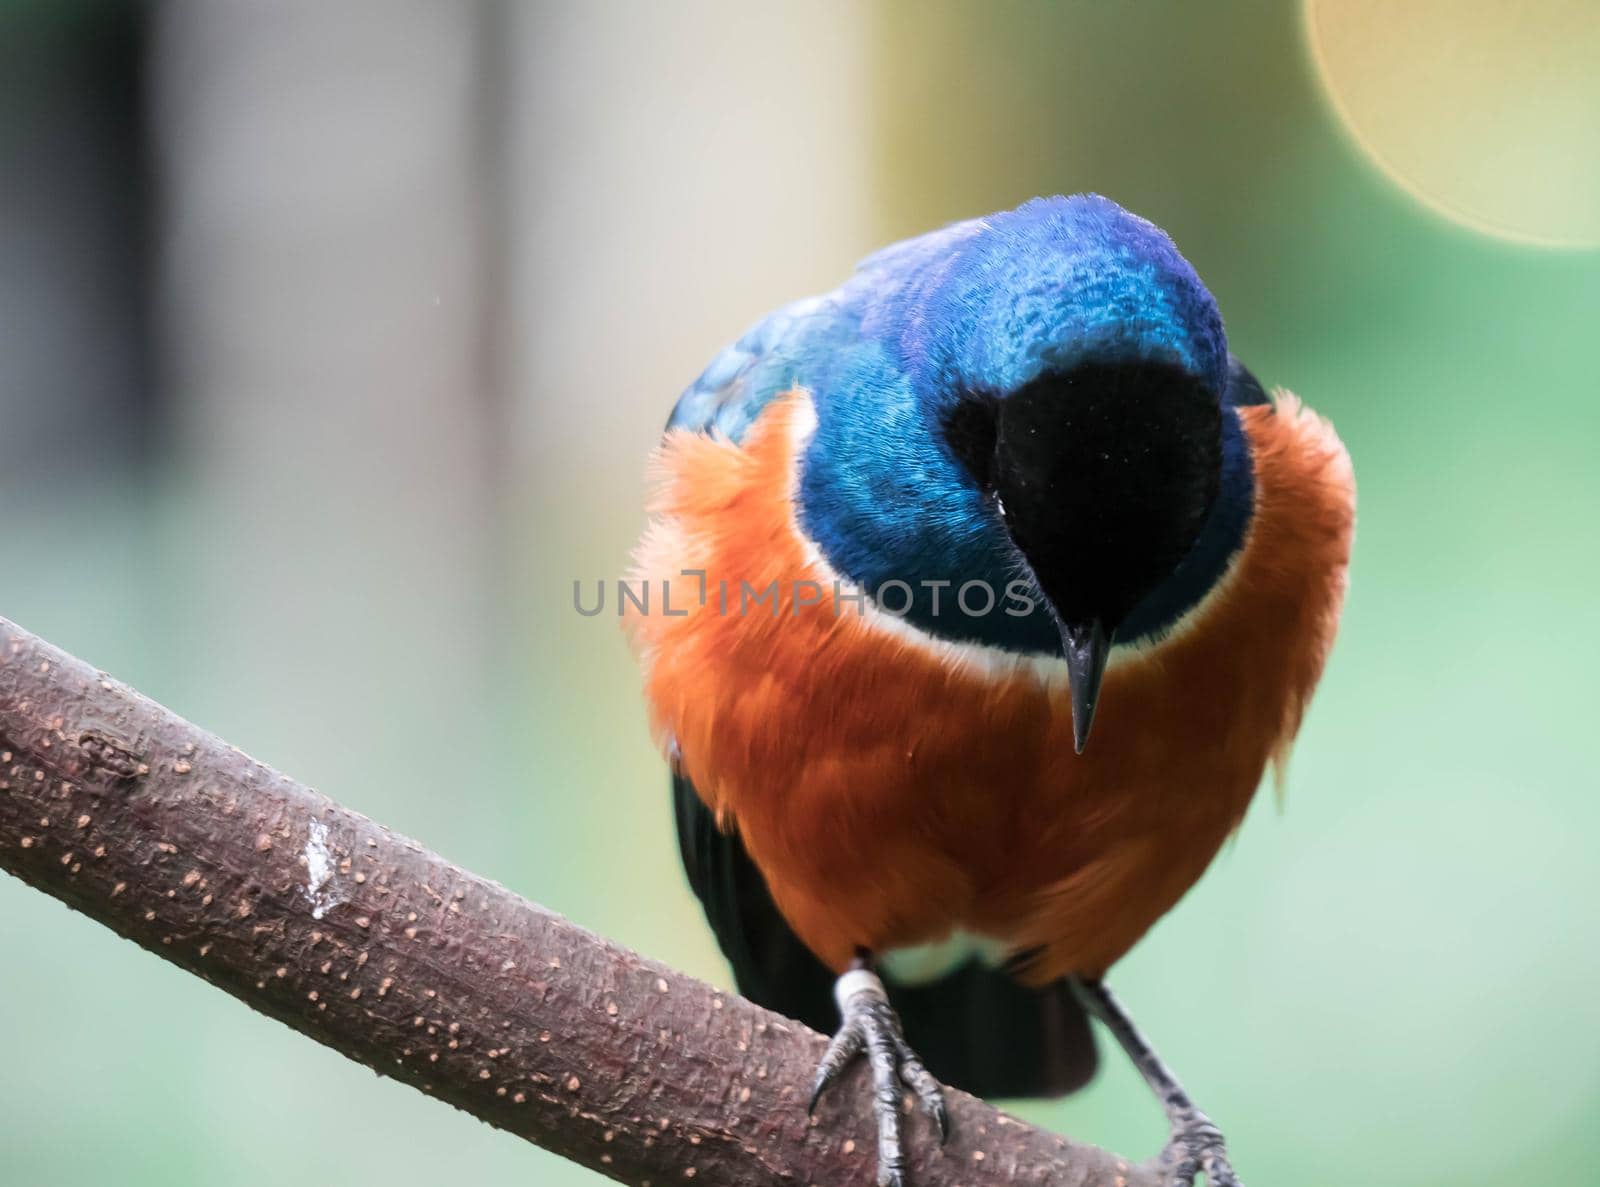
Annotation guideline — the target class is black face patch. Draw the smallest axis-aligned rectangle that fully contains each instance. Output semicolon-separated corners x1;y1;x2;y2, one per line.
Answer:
991;361;1223;631
939;390;1000;491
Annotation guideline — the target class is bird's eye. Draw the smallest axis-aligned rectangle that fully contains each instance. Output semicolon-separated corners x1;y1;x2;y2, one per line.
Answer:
940;391;1000;490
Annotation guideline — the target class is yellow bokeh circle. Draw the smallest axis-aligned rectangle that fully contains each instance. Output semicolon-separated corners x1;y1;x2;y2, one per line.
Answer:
1305;0;1600;248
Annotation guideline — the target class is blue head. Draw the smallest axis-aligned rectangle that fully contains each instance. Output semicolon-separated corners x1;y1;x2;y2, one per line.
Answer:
797;196;1257;748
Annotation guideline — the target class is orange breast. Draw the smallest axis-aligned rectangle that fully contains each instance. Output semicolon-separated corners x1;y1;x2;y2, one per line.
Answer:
627;389;1353;982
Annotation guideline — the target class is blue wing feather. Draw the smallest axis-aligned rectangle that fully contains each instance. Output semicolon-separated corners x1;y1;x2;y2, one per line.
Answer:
664;214;988;442
666;294;840;440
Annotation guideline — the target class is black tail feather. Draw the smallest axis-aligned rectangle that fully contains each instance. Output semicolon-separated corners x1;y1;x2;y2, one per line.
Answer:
887;960;1098;1099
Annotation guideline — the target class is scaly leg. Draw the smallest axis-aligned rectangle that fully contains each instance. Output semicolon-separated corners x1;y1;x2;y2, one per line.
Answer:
1074;979;1241;1187
810;954;948;1187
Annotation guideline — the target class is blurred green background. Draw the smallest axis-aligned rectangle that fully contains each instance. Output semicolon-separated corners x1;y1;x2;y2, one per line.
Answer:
3;2;1598;1185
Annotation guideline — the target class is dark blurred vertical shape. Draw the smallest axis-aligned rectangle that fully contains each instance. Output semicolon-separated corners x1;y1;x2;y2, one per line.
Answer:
149;2;502;842
474;0;515;608
0;0;156;495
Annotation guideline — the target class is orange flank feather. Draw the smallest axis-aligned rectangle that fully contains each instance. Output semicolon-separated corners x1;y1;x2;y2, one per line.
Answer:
626;389;1354;982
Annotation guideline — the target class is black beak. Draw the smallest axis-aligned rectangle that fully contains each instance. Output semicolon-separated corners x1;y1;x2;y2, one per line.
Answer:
1060;618;1110;754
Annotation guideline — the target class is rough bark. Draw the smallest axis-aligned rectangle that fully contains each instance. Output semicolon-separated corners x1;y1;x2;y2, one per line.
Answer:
0;616;1157;1187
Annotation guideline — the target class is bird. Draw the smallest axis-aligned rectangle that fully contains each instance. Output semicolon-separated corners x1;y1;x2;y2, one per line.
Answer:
625;194;1354;1187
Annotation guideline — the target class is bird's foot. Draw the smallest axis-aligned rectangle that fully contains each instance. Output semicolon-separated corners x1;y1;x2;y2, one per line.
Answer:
809;967;947;1187
1159;1108;1240;1187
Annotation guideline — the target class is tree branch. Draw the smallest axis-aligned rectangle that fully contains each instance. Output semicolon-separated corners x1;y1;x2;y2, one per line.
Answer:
0;615;1156;1187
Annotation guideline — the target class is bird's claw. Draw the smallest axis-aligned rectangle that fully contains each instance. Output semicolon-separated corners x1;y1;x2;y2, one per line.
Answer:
810;970;948;1187
1160;1109;1240;1187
